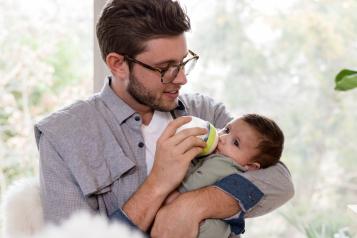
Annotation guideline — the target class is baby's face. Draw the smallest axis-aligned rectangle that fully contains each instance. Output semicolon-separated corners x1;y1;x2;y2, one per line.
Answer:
215;118;261;167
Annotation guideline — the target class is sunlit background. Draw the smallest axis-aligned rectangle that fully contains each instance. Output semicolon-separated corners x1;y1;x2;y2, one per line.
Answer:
1;0;356;237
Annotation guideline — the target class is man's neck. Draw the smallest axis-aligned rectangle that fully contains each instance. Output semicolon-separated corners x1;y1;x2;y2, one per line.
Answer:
111;77;154;125
141;111;155;126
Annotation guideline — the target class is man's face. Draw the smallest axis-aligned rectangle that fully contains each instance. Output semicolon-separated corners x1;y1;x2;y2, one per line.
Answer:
127;34;188;112
216;118;261;166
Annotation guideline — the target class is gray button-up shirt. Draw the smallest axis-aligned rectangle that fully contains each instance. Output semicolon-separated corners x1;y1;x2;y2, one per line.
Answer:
35;78;294;233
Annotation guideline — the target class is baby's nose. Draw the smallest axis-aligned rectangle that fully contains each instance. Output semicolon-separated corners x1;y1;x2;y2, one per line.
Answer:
218;135;226;144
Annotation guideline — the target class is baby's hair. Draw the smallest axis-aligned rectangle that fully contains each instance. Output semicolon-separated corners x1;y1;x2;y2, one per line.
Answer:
241;114;284;168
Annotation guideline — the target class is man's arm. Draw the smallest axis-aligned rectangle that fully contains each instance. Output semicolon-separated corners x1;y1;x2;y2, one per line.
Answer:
238;161;294;218
151;162;294;237
122;117;208;231
151;186;241;238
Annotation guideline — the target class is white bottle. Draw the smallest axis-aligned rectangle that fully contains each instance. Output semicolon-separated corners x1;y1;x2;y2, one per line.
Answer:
176;116;219;157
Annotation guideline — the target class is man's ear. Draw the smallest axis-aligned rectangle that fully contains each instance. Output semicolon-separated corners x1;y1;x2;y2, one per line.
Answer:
245;162;261;171
105;52;129;79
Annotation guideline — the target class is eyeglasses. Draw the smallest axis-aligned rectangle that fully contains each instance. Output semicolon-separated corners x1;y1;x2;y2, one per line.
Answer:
124;50;199;84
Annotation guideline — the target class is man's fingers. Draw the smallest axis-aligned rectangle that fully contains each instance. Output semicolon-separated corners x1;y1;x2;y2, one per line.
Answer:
171;127;207;145
184;147;204;161
159;116;192;140
175;135;206;154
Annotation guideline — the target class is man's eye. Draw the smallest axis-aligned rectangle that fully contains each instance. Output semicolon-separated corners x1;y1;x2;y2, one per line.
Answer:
234;140;240;147
159;62;179;71
158;65;170;71
224;127;230;133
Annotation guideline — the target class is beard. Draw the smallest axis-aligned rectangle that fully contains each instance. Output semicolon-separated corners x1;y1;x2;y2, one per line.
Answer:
127;73;178;112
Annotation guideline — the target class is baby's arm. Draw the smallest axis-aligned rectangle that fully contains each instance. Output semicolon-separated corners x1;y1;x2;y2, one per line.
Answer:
164;156;238;205
180;155;239;192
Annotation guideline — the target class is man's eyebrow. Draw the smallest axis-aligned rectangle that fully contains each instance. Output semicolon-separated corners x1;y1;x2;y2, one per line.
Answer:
153;52;189;66
153;59;177;67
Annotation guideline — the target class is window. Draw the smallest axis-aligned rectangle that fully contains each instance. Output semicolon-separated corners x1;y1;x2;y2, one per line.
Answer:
0;0;92;196
180;0;357;236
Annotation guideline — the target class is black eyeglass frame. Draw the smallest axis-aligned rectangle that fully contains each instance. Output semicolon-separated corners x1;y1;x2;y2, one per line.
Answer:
124;50;199;84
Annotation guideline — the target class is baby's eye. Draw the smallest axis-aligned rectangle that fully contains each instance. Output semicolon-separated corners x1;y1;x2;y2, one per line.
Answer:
234;139;240;147
224;127;230;133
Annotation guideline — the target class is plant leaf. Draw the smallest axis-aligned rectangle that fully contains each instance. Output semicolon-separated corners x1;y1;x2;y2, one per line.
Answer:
335;69;357;84
335;73;357;91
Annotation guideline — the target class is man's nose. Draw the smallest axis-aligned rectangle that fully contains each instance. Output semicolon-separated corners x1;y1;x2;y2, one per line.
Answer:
171;68;187;85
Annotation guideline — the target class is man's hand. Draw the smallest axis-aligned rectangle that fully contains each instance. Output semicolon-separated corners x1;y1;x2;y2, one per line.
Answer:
122;116;207;231
148;116;207;195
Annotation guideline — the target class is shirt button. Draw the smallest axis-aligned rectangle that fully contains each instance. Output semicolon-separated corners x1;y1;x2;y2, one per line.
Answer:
138;142;145;148
135;116;140;121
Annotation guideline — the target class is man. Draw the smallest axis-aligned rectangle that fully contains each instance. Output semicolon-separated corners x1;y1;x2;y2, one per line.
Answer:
35;0;294;237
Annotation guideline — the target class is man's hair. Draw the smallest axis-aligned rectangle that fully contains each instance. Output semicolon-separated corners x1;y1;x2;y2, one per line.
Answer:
241;114;284;168
96;0;191;61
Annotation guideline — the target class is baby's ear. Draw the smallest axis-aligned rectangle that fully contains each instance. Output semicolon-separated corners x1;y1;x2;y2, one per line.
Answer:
245;162;261;171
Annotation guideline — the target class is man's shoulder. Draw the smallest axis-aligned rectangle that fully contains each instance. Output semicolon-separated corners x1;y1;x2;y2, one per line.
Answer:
36;96;98;127
178;92;223;116
179;92;217;107
178;93;232;128
34;95;101;140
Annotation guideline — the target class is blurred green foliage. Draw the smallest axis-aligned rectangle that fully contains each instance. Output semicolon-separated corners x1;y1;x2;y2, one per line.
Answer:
0;0;92;200
186;0;357;237
335;69;357;91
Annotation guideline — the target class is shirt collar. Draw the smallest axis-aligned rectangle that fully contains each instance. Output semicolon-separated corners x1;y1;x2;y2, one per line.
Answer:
171;97;188;118
98;76;189;122
98;76;136;124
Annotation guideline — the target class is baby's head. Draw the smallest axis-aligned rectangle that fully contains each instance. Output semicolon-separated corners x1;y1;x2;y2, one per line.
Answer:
216;114;284;170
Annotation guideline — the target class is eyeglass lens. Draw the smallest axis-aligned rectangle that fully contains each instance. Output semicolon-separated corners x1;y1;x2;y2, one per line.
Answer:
162;58;197;83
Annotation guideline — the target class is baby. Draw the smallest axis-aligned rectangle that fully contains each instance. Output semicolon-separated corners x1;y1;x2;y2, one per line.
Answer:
167;113;285;238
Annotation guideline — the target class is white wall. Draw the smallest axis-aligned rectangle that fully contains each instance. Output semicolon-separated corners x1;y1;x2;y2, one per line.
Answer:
93;0;110;93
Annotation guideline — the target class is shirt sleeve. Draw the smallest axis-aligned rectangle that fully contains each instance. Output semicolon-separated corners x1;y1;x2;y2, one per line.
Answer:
109;209;148;237
214;161;294;217
239;161;294;218
213;174;264;213
40;133;147;235
39;134;94;224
